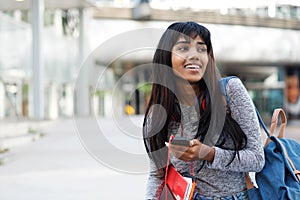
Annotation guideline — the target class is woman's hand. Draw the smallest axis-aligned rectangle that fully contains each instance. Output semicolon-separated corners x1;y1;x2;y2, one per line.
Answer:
170;139;215;163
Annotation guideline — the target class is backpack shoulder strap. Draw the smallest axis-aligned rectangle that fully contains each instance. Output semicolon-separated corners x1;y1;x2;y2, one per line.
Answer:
219;76;270;137
220;76;237;107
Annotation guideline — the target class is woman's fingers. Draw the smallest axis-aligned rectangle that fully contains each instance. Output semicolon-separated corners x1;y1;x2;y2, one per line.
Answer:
170;139;201;161
170;139;214;162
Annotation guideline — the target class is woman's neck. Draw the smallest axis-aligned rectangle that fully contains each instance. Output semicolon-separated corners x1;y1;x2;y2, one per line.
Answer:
176;80;200;106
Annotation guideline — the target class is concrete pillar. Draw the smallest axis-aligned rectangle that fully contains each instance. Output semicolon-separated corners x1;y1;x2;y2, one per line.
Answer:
31;0;45;119
64;84;74;117
16;80;22;116
0;81;4;119
75;8;90;117
138;69;145;114
92;95;99;116
104;94;113;117
47;82;58;119
268;0;276;18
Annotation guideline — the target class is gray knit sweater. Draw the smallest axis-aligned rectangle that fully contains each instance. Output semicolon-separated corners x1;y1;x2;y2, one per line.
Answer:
144;78;265;199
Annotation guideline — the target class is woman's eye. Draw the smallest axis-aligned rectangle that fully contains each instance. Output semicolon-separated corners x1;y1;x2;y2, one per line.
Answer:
177;46;188;51
198;47;207;53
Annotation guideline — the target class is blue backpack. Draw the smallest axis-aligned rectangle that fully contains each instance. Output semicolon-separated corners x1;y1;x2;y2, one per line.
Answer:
220;76;300;200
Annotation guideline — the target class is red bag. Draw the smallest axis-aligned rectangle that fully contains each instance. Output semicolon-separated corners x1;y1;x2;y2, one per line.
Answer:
164;135;196;200
166;165;196;200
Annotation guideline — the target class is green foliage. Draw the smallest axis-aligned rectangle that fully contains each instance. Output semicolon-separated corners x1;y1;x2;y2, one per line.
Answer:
28;127;38;134
137;82;152;95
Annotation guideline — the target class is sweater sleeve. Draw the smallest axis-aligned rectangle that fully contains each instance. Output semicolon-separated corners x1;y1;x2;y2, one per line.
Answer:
145;159;165;200
207;78;265;172
143;111;165;200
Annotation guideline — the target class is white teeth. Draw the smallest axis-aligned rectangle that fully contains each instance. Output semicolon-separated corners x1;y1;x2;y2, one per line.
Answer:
185;65;200;69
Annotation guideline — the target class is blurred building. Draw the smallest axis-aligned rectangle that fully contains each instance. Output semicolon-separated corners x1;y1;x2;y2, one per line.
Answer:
0;0;300;121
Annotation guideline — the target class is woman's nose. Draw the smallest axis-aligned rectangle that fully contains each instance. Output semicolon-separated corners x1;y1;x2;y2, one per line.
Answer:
187;48;200;61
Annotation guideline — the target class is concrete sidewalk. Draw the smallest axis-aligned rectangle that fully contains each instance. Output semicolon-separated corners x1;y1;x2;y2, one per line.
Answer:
0;116;149;200
0;116;299;200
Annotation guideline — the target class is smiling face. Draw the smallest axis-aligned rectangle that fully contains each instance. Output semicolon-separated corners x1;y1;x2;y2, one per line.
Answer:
171;35;208;84
286;75;300;104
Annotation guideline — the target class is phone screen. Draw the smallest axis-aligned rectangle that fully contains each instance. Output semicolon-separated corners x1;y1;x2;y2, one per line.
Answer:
171;137;190;146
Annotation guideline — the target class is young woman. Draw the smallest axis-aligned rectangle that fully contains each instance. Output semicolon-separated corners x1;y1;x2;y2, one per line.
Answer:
143;21;265;200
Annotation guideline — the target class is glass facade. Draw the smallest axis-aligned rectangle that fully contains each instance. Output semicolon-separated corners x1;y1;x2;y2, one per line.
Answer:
0;0;300;120
0;9;79;119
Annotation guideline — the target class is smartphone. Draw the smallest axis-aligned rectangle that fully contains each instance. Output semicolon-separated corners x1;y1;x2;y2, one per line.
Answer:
171;137;190;146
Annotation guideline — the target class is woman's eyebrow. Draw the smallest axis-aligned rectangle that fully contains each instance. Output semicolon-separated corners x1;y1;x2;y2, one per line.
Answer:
197;42;206;45
174;41;189;45
174;41;206;45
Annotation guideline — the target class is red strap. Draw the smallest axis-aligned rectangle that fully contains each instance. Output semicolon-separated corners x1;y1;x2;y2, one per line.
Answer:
201;98;206;110
190;160;196;176
164;135;196;200
164;134;174;200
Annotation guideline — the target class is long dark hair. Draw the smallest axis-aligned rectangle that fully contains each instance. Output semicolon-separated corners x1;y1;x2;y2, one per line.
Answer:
143;22;247;169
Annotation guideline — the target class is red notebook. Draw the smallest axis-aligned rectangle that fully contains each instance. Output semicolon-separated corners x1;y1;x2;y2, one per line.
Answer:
166;166;195;200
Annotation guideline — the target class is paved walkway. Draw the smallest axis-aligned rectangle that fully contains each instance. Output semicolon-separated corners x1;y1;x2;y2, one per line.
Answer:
0;116;299;200
0;116;149;200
